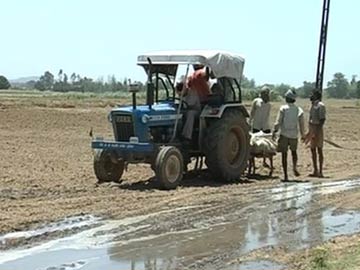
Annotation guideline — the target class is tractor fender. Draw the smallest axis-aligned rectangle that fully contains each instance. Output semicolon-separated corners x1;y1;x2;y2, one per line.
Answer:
200;103;249;119
198;104;249;151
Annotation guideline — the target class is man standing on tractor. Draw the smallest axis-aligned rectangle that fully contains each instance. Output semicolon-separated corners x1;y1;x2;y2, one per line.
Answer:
187;65;211;103
307;90;326;178
175;81;201;144
273;89;305;181
178;65;211;144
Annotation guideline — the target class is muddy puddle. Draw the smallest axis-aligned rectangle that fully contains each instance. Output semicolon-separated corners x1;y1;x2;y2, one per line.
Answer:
0;215;100;247
1;179;360;270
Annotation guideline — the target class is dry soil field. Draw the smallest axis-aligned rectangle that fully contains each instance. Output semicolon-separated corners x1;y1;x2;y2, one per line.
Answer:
0;91;360;269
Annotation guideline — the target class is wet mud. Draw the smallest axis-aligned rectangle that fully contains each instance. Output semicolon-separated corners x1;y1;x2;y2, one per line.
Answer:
1;179;360;270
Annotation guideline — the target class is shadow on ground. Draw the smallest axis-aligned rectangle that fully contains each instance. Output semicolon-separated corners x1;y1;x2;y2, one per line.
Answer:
246;173;279;181
115;170;278;191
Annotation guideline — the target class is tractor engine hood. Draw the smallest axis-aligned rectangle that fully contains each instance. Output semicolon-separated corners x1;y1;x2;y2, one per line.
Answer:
112;102;176;114
110;102;181;126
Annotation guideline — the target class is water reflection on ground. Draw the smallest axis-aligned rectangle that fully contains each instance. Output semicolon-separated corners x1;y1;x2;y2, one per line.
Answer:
1;179;360;270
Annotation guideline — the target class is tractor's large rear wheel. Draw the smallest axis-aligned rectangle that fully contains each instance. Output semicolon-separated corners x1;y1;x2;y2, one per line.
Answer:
155;146;184;190
204;110;250;181
94;149;124;183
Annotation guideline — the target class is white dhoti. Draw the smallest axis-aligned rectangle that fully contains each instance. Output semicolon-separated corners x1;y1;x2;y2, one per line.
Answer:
181;90;201;140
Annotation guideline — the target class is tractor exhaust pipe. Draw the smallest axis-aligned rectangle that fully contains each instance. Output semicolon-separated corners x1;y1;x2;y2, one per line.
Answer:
146;57;154;109
129;79;140;110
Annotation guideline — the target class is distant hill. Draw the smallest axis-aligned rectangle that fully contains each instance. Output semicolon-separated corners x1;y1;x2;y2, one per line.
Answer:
10;76;39;84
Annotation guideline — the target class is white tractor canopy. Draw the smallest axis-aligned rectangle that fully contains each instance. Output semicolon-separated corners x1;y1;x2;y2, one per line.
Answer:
137;50;245;80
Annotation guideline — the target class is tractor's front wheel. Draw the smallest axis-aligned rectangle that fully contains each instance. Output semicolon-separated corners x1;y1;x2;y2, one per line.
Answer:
155;146;184;189
93;149;124;183
204;110;250;181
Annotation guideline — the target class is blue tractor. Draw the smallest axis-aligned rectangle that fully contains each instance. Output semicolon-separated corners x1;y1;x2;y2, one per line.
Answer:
92;50;250;189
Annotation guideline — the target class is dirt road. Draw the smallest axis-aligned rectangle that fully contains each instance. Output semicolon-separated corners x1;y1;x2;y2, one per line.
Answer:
0;95;360;269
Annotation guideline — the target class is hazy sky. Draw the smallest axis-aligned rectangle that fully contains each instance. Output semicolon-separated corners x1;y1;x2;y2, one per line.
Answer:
1;0;358;86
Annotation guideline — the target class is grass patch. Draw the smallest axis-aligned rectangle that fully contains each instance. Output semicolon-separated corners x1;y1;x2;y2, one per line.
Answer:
310;247;330;269
307;242;360;270
328;244;360;270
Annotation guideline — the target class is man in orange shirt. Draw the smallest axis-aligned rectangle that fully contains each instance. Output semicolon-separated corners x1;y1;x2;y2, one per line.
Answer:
177;65;211;144
187;65;211;103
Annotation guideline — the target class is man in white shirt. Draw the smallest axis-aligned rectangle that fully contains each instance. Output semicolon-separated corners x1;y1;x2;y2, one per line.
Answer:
250;86;271;168
250;86;271;133
175;81;201;144
273;89;305;181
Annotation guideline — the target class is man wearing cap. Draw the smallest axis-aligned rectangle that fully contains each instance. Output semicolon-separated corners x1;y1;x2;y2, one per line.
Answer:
250;86;272;167
273;89;305;181
308;90;326;177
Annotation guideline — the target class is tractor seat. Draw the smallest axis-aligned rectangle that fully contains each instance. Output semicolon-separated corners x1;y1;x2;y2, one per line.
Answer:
206;93;224;108
206;82;225;108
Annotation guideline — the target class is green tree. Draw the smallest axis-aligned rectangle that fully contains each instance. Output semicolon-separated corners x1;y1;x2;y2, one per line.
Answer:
349;75;358;98
241;75;256;89
108;75;118;92
273;83;292;97
54;71;73;92
357;81;360;99
297;81;315;98
70;72;77;84
63;73;68;84
34;71;55;91
351;75;357;85
0;75;11;89
326;72;350;98
34;81;45;91
123;77;128;87
58;69;63;82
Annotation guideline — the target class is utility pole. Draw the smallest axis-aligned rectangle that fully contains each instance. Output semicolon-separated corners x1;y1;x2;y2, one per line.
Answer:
315;0;331;94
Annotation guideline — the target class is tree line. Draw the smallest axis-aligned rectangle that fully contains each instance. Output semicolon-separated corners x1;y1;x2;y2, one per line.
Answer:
242;72;360;99
32;69;143;93
1;70;360;99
